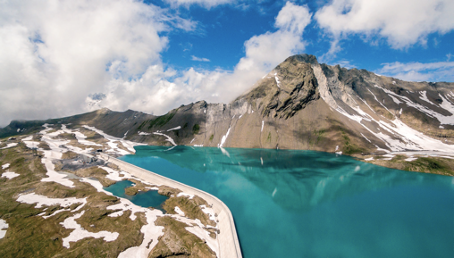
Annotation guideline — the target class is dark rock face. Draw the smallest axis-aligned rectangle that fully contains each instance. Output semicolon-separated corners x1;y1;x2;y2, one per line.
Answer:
264;60;320;119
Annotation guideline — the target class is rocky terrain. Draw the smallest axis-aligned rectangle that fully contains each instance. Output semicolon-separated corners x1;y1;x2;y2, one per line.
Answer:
2;54;454;175
0;124;220;257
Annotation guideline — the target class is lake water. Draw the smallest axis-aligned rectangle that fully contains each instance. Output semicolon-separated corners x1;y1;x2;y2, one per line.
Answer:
120;146;454;258
104;180;168;212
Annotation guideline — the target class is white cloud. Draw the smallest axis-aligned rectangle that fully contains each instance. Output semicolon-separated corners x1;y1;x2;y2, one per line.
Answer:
315;0;454;49
377;61;454;82
0;0;194;127
165;0;232;9
223;2;312;96
191;55;210;62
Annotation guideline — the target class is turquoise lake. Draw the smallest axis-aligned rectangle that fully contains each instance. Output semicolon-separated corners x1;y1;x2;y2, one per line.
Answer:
120;146;454;258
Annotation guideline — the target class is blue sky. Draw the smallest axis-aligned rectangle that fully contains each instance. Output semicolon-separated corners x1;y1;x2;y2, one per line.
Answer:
153;0;454;79
0;0;453;126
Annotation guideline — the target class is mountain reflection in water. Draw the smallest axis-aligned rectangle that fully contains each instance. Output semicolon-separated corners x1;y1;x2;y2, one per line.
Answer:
128;146;452;211
121;146;454;258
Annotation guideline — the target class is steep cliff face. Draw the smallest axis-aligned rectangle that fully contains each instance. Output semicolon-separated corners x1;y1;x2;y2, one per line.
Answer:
3;54;454;159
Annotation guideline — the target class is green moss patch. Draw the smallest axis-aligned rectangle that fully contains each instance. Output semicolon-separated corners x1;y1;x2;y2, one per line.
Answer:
405;157;454;176
192;124;200;135
147;112;176;129
341;130;364;155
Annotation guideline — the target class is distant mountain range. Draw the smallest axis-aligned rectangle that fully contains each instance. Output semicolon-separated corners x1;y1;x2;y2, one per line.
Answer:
2;54;454;162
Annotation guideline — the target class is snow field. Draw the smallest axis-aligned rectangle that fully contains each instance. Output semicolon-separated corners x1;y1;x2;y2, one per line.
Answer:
60;211;119;248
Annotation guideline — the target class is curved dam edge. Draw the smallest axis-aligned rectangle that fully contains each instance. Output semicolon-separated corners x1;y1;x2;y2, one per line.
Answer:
99;153;243;258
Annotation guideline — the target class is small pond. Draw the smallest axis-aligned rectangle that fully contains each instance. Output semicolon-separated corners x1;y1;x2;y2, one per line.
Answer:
104;180;168;212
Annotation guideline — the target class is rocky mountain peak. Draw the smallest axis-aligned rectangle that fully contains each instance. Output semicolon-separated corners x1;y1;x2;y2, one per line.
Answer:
284;54;319;65
236;54;321;119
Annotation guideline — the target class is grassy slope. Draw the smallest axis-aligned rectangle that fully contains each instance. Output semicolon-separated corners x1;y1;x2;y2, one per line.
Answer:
0;131;220;258
358;154;454;177
0;141;146;257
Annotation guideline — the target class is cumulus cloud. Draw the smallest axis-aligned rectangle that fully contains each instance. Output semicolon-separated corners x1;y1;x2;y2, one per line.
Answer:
0;0;195;126
214;2;312;99
316;0;454;50
377;61;454;82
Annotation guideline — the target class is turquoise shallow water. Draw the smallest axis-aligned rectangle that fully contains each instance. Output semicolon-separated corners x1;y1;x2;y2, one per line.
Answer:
104;180;168;212
120;146;454;258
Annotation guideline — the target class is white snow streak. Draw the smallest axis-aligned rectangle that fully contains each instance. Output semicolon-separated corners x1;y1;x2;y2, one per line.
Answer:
0;219;8;239
177;192;194;199
138;131;151;136
174;206;185;216
219;127;231;148
61;125;101;147
274;73;281;88
374;84;402;104
375;86;454;125
2;163;10;169
367;88;392;114
419;91;432;104
153;132;177;146
0;143;18;149
167;126;181;131
360;133;371;143
83;125;140;154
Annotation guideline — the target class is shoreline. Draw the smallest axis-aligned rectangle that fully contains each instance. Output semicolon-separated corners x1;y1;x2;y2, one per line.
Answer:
98;153;243;258
1;124;238;257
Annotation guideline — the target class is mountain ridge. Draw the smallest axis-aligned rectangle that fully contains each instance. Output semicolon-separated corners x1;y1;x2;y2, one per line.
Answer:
2;54;454;175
